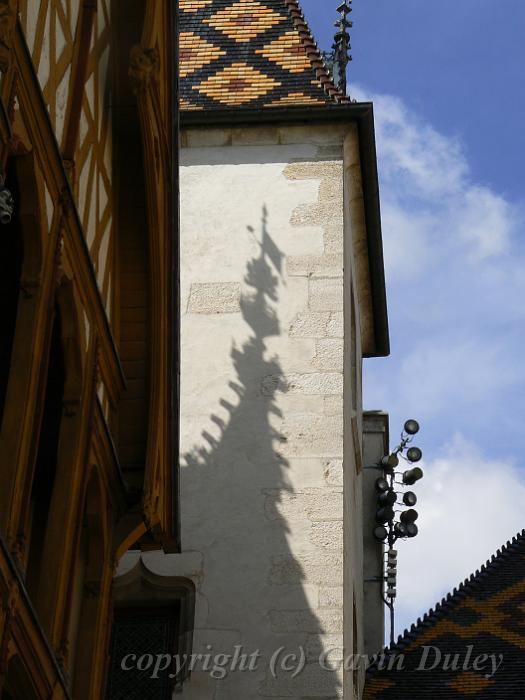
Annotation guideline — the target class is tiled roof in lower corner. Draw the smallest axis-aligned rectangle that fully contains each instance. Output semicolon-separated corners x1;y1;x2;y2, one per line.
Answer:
365;529;525;700
179;0;347;111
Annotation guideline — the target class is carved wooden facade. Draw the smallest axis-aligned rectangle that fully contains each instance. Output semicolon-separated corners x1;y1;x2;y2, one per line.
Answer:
0;1;178;697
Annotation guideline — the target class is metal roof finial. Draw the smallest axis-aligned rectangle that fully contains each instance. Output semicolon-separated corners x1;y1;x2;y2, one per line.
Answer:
333;1;352;96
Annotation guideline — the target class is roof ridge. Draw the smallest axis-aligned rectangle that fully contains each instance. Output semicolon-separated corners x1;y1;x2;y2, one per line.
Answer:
283;0;349;104
367;528;525;673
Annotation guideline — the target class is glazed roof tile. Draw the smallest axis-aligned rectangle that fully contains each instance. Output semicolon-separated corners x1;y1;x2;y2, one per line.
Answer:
365;530;525;700
179;0;347;110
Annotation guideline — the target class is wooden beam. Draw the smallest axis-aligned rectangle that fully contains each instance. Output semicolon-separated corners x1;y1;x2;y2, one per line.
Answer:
13;19;126;404
62;0;97;166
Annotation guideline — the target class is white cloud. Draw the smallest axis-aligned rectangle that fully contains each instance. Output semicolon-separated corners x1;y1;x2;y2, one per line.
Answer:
369;94;468;198
396;435;525;634
457;185;514;259
360;86;525;430
396;334;521;419
356;88;525;634
358;90;521;276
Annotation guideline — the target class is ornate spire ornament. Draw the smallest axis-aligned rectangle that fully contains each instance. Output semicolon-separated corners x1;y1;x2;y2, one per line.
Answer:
333;1;352;96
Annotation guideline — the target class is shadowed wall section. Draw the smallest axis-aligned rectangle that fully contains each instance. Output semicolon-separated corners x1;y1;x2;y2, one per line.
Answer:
175;124;362;699
180;207;343;698
112;120;373;698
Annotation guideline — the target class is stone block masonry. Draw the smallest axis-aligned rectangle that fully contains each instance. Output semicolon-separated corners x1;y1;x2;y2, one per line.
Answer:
187;282;241;314
173;127;362;699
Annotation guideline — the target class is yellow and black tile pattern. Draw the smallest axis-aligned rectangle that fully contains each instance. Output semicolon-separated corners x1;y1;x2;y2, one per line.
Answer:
365;531;525;700
180;0;345;110
179;32;226;77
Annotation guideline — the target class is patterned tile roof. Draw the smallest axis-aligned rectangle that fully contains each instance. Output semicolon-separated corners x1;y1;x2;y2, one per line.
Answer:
365;530;525;700
179;0;347;110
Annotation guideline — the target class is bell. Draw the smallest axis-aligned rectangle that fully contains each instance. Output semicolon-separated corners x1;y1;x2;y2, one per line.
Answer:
402;467;423;486
403;491;417;507
404;419;420;435
407;447;423;463
400;509;419;524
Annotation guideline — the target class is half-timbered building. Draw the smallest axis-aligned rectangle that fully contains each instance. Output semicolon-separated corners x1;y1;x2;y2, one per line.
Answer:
0;1;178;697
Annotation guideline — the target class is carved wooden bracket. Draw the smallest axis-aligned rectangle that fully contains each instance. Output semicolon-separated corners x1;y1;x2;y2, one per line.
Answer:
11;530;26;564
83;580;101;599
19;274;40;299
129;46;160;96
142;488;156;534
62;398;80;418
59;186;73;220
0;580;19;620
0;1;15;75
62;158;75;188
56;638;70;673
52;232;65;293
0;578;19;677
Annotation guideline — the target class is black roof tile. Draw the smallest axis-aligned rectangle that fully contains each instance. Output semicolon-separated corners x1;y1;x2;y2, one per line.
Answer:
365;530;525;699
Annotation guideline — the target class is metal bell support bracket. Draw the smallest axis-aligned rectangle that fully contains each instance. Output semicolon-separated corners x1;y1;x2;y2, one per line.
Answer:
366;419;424;645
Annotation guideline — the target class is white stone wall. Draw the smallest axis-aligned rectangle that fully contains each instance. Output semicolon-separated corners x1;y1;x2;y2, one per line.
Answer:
172;124;365;699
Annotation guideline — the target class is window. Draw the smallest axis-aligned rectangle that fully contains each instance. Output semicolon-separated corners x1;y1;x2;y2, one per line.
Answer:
106;605;180;700
106;571;195;699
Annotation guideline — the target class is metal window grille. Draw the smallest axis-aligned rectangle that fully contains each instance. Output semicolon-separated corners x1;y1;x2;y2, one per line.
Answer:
106;606;179;700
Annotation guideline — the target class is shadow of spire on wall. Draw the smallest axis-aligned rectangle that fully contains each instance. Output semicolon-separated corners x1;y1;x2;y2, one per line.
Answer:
181;205;342;698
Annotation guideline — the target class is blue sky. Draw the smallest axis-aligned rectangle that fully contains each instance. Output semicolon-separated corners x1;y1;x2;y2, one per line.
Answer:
302;0;525;199
301;1;525;634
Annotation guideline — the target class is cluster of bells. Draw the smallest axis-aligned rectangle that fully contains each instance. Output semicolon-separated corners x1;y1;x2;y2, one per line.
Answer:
373;419;424;543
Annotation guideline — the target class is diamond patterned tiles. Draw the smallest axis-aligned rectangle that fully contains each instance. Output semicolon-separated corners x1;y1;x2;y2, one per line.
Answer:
447;672;495;696
365;530;525;700
180;32;226;77
194;62;280;105
256;31;312;73
267;91;326;107
181;0;214;11
180;0;345;110
205;0;285;42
